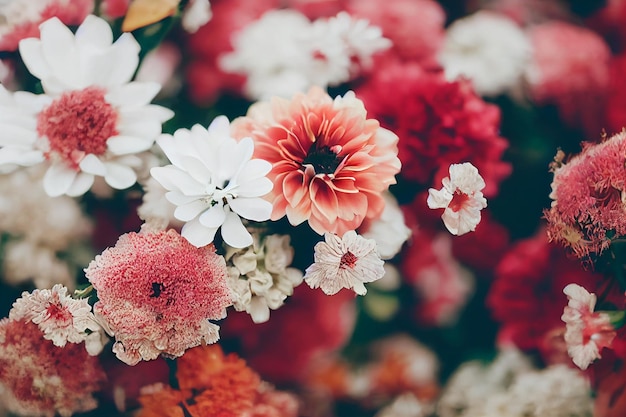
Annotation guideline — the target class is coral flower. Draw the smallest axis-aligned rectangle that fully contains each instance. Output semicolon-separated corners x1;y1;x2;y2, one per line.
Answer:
85;228;232;365
231;86;401;236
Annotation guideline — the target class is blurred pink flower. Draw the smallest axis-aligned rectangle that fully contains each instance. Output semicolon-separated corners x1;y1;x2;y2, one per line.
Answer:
562;284;616;370
232;86;401;236
85;228;232;365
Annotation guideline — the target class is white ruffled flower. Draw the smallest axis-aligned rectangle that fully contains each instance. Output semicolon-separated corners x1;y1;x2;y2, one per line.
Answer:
0;15;174;197
226;234;303;323
427;162;487;236
9;284;106;355
150;116;273;248
2;240;74;289
361;192;411;260
304;230;385;296
438;10;531;97
220;10;389;100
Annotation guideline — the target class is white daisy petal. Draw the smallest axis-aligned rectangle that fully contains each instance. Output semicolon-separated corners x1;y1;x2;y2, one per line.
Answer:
66;172;95;197
107;135;154;155
79;154;107;176
228;197;273;222
221;208;253;248
103;162;137;190
0;124;38;147
199;204;227;228
106;82;161;108
103;33;141;87
75;14;114;49
181;217;218;247
18;39;51;81
151;166;205;195
39;17;78;88
43;162;77;197
174;199;209;222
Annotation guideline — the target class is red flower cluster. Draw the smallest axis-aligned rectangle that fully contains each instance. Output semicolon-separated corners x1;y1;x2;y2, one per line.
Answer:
356;61;511;197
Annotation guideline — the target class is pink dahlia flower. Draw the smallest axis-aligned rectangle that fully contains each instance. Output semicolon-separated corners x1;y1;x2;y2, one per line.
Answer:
231;86;401;236
85;228;232;365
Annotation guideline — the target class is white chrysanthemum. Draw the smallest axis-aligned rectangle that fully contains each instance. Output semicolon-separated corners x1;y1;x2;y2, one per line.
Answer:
150;116;273;248
2;240;74;289
219;10;389;100
225;233;303;323
182;0;212;33
9;284;105;355
427;162;487;236
304;230;385;296
0;15;174;197
361;192;411;260
438;10;532;97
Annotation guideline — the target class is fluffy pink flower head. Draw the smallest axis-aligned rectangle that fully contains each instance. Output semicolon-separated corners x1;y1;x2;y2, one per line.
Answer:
85;228;232;365
231;86;401;236
0;319;106;417
545;133;626;259
562;284;617;370
427;162;487;236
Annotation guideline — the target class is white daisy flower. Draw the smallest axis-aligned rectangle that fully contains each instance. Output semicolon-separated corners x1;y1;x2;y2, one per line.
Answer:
438;10;531;97
304;230;385;296
427;162;487;236
9;284;105;355
0;15;174;197
150;115;274;248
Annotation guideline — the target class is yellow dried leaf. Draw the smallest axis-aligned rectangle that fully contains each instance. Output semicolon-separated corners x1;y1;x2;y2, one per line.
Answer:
121;0;181;32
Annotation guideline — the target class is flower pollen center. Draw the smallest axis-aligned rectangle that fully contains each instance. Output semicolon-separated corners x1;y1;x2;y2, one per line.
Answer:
449;190;470;212
302;142;342;175
340;251;358;269
37;86;118;169
46;303;72;325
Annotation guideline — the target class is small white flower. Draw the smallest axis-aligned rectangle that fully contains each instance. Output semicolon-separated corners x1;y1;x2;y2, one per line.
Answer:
150;116;273;248
0;15;174;197
181;0;212;33
2;240;74;289
438;10;531;97
9;284;105;355
304;230;385;296
361;192;411;260
427;162;487;236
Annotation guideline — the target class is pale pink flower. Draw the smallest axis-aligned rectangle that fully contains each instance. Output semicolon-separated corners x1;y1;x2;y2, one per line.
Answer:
9;284;104;355
427;162;487;236
0;319;106;417
304;230;385;295
85;228;232;365
231;86;401;236
561;283;616;370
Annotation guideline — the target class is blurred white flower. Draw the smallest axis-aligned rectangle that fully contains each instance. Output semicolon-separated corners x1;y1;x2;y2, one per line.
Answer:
361;192;411;259
2;240;74;289
304;230;385;295
182;0;212;33
438;10;531;97
150;116;273;248
0;15;173;197
427;162;487;236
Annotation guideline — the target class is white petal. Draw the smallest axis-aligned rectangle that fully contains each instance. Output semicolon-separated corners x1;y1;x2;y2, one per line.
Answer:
228;197;272;222
234;177;273;198
427;188;452;209
107;135;154;155
178;155;212;184
103;162;137;189
18;39;50;81
104;33;141;86
235;159;272;183
221;209;253;248
0;124;38;147
199;204;227;228
207;115;230;137
155;134;184;167
165;191;201;206
123;104;175;124
106;82;161;108
174;199;208;222
151;165;205;195
66;172;95;196
75;15;113;49
40;17;78;85
0;148;44;168
181;217;217;247
117;118;161;139
79;154;107;176
43;162;77;197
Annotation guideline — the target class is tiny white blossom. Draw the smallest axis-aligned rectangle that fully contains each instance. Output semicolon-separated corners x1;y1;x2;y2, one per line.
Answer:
182;0;212;33
361;192;411;260
150;116;273;248
427;162;487;236
304;230;385;296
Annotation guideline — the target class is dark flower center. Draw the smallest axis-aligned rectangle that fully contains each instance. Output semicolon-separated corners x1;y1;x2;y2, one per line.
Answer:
302;143;341;174
340;251;358;269
449;190;470;212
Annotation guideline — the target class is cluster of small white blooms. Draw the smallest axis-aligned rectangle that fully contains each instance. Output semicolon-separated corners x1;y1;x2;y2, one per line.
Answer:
150;116;273;248
9;284;106;355
219;10;390;100
438;10;532;97
436;349;534;417
374;393;430;417
483;365;593;417
361;192;411;260
2;240;74;288
181;0;212;33
225;233;303;323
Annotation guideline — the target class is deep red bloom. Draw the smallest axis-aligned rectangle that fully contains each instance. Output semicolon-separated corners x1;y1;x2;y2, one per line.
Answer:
356;60;511;198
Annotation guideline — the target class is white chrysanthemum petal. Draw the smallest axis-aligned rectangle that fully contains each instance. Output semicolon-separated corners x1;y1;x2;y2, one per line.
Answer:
39;17;79;86
234;176;273;198
117;117;162;139
103;33;141;87
178;155;212;184
66;172;95;197
0;124;38;146
103;161;137;189
79;154;107;176
234;158;273;184
106;82;161;108
151;165;204;195
228;197;273;222
427;188;452;209
165;191;201;206
181;217;218;247
207;115;231;137
18;38;51;81
174;199;209;222
0;148;44;170
107;135;154;155
43;162;77;197
199;204;227;228
75;14;114;48
222;208;253;248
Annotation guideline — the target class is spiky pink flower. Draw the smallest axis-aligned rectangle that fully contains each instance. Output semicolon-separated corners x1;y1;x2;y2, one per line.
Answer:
231;86;401;236
0;319;105;417
85;228;232;365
